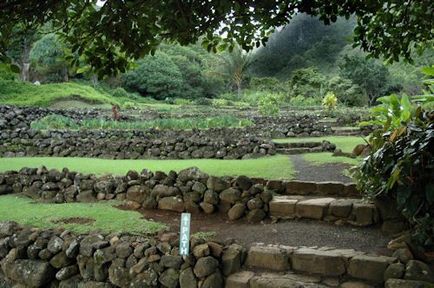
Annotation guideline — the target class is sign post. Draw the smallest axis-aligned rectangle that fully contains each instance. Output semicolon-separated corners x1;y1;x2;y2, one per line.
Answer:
179;213;191;256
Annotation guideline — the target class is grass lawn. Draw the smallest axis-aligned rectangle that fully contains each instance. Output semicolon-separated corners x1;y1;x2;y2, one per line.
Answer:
0;155;295;180
273;136;367;153
303;152;361;166
0;195;166;234
0;80;120;107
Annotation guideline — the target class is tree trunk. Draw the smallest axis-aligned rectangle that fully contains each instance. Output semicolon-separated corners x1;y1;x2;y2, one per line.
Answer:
19;35;32;82
63;66;69;82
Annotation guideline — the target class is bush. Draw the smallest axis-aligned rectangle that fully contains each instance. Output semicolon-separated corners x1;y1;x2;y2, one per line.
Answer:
122;101;138;109
250;77;287;93
122;53;184;100
194;98;212;106
112;87;130;98
173;98;193;105
288;95;320;107
322;92;337;110
258;93;281;116
287;67;327;99
0;65;17;81
354;68;434;247
327;76;368;107
211;98;230;108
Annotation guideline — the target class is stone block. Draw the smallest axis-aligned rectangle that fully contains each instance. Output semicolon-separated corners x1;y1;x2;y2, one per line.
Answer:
329;199;354;218
350;202;378;226
296;198;335;219
292;248;347;276
316;182;345;196
284;181;317;195
245;246;291;271
348;255;396;283
225;271;255;288
269;196;298;218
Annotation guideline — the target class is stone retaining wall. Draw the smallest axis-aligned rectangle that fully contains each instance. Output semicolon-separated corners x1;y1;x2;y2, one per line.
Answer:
0;129;276;159
0;221;232;288
1;222;432;288
0;167;382;227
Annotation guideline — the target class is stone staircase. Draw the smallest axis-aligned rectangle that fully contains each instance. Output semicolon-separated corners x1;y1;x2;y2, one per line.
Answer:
274;141;335;155
225;244;434;287
332;126;363;136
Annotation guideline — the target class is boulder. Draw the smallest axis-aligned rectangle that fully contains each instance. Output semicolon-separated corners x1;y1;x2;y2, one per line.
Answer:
227;204;246;221
2;259;55;287
158;197;184;212
193;256;219;278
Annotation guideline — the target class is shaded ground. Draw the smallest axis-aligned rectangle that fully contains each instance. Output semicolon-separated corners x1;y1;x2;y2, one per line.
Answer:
290;154;354;183
140;209;391;255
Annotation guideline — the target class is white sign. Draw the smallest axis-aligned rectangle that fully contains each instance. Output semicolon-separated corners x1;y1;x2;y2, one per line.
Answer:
179;213;191;256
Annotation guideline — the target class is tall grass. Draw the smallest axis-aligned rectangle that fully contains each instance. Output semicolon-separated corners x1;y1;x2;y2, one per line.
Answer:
31;114;254;130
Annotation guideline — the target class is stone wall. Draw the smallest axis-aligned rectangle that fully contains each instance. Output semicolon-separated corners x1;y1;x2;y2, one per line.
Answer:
0;221;234;288
0;167;382;227
0;129;276;159
1;222;433;288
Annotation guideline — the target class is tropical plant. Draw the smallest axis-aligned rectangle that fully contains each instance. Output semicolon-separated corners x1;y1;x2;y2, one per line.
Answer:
322;92;337;110
258;93;281;116
215;45;252;98
354;66;434;247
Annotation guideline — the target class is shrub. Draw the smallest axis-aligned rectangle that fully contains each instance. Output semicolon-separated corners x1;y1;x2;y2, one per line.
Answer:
327;76;368;107
250;77;287;93
112;87;130;98
122;53;183;100
258;93;281;116
173;98;192;105
194;98;212;106
322;92;337;110
287;67;327;99
211;98;230;108
354;67;434;247
288;95;320;107
31;115;79;130
122;101;138;109
0;64;17;81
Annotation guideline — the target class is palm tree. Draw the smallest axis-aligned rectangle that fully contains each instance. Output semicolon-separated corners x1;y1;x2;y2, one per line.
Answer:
216;45;252;98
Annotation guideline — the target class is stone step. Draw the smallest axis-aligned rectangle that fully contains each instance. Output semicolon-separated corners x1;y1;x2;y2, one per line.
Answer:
276;147;323;154
274;142;323;149
269;195;378;226
238;244;403;287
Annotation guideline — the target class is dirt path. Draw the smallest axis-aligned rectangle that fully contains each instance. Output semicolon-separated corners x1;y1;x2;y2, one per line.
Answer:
290;154;354;183
140;209;391;255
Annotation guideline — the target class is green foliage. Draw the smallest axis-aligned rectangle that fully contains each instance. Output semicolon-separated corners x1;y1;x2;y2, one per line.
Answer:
288;67;326;99
322;92;337;110
288;95;320;107
0;64;17;80
122;53;183;100
1;1;432;75
31;115;253;131
354;70;434;247
258;93;281;116
327;76;367;107
211;98;230;108
30;34;69;82
339;54;390;105
112;87;130;98
249;77;287;93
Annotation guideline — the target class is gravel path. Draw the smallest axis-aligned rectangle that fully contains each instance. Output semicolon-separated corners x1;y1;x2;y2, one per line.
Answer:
290;154;354;183
140;209;391;255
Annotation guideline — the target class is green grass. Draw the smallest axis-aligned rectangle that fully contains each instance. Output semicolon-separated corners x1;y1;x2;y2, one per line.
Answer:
0;80;121;107
0;195;166;234
0;155;294;180
31;114;253;131
273;136;367;153
303;152;361;166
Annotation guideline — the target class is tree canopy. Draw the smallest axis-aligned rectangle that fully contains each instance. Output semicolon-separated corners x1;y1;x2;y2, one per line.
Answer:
1;0;433;76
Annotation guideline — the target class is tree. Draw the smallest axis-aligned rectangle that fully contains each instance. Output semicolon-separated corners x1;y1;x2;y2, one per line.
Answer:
1;1;432;75
30;34;70;82
215;46;252;98
122;53;184;100
339;54;390;105
4;24;39;81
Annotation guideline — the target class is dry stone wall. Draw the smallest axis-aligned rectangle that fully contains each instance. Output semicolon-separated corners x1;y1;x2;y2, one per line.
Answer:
0;129;276;159
0;167;383;227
